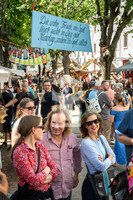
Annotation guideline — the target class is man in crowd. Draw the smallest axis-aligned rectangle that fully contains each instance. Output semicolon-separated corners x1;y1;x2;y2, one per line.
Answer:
41;80;59;123
52;78;63;107
4;81;34;109
98;81;112;141
126;75;132;89
63;82;73;110
102;80;115;143
102;80;115;102
121;79;133;103
79;80;112;142
0;82;13;147
79;80;96;103
117;109;133;164
11;81;23;116
33;75;39;84
41;108;82;200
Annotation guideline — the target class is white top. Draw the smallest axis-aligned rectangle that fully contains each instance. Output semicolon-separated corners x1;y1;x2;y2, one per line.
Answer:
11;117;22;147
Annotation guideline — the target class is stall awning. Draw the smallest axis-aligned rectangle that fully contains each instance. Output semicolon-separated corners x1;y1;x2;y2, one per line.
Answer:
0;66;25;77
0;69;11;89
114;61;133;72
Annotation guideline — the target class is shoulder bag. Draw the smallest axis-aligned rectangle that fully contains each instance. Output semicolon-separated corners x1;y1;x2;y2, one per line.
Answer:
86;136;114;199
10;148;41;200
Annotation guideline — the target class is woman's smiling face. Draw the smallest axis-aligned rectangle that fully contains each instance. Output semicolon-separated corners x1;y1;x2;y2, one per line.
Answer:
85;114;100;135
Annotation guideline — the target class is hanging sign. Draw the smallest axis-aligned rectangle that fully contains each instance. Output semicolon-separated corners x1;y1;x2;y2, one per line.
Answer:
31;11;92;52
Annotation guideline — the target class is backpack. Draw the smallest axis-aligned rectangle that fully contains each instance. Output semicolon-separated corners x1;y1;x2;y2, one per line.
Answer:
86;91;105;113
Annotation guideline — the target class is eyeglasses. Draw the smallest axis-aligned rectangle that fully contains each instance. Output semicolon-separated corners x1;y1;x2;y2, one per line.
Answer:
24;106;36;110
37;125;45;130
84;119;99;126
44;85;51;87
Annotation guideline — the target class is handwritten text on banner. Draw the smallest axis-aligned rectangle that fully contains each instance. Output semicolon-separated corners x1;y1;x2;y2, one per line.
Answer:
31;11;92;52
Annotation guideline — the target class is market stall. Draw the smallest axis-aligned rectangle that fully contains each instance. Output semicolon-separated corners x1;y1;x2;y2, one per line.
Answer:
0;66;25;78
0;68;11;89
113;61;133;81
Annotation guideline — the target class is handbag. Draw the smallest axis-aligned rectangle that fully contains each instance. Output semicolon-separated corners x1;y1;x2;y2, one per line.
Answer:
86;136;115;198
10;148;41;200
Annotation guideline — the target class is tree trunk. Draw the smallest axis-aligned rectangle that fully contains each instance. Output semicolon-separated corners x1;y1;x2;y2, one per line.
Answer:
42;63;45;75
102;57;112;80
51;60;56;75
100;47;114;80
62;50;71;74
0;43;4;66
3;43;10;68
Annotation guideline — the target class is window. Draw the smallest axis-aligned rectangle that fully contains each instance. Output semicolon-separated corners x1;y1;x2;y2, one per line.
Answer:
124;34;127;48
94;44;96;54
94;26;96;32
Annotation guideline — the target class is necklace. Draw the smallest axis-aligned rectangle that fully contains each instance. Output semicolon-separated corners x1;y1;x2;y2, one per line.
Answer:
89;135;105;158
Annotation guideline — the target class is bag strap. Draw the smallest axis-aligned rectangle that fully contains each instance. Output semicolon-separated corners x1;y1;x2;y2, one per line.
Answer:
97;90;104;97
35;148;40;174
85;163;100;199
99;136;108;159
97;91;106;109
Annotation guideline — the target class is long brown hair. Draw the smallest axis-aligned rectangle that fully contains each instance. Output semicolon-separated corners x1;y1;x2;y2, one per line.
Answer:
114;93;126;107
11;115;41;160
80;111;103;138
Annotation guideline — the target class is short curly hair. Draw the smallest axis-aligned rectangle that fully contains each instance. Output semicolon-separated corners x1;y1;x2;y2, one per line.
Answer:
80;111;103;138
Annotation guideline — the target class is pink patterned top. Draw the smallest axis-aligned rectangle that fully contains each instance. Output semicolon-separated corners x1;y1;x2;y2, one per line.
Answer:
13;140;58;191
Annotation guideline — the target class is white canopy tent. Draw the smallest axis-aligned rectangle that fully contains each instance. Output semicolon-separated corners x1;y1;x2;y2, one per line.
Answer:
0;66;25;89
0;69;11;89
0;66;25;77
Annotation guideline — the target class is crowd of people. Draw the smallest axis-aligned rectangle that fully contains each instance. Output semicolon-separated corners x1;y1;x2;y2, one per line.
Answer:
0;73;133;200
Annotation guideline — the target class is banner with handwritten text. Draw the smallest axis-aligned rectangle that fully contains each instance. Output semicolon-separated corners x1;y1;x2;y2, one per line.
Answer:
31;11;92;52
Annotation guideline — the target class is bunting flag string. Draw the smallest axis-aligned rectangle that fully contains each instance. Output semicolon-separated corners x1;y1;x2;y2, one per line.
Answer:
9;48;49;65
0;38;49;65
8;46;49;65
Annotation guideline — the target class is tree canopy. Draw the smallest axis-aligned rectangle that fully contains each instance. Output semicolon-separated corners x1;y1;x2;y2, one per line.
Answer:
94;0;133;79
0;0;133;79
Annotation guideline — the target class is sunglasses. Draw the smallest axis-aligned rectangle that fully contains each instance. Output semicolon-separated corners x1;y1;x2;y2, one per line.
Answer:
84;119;99;126
24;106;36;110
37;125;45;130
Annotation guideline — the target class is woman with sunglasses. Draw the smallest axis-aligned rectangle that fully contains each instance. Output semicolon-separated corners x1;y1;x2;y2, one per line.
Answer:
11;98;35;147
11;115;58;200
80;111;116;200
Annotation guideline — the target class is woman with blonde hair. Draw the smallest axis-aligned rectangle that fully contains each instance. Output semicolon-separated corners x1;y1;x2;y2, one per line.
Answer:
11;98;35;147
110;93;129;165
80;111;116;200
11;115;58;200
